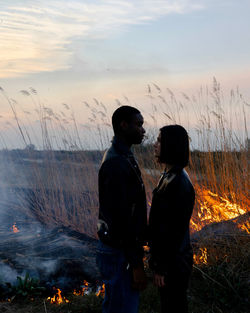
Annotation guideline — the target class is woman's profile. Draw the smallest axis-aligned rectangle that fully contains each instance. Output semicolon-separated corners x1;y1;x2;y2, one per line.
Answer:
149;124;195;313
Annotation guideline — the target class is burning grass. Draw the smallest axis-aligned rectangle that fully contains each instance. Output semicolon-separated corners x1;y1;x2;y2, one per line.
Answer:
190;236;250;313
0;80;249;312
0;294;104;313
1;278;105;313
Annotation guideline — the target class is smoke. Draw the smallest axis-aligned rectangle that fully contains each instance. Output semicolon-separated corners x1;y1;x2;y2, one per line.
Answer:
0;260;57;286
0;151;99;293
39;260;58;276
0;263;20;285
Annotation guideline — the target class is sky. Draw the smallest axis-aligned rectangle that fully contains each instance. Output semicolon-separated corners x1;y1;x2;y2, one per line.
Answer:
0;0;249;149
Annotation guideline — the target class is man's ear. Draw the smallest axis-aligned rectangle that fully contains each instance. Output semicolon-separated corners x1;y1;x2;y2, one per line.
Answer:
120;120;128;131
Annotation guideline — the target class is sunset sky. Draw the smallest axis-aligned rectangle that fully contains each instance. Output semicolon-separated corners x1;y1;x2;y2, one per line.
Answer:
0;0;249;149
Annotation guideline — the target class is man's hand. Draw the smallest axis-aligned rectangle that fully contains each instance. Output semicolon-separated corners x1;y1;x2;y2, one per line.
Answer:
153;273;165;288
132;266;147;291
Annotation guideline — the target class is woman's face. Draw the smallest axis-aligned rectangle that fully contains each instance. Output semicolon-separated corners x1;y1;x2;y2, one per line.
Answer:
154;132;161;162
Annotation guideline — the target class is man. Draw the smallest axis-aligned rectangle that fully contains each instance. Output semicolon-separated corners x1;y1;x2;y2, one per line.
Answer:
96;106;148;313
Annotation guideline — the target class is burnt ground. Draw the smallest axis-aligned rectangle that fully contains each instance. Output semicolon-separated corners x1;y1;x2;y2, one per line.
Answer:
1;211;249;313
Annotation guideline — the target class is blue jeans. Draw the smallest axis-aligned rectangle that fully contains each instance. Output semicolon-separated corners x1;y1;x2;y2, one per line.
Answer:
96;241;139;313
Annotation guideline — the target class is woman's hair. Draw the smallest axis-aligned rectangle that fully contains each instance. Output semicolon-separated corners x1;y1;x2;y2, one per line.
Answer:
159;124;189;168
112;105;141;134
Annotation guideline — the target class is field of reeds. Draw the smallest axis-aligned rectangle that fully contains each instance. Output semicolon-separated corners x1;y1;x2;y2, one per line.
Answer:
0;79;249;313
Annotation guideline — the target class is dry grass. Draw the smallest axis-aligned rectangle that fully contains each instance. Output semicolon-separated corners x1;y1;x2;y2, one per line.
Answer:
0;80;249;312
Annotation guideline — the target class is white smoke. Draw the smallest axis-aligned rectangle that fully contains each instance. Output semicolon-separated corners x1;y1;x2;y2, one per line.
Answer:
0;262;20;285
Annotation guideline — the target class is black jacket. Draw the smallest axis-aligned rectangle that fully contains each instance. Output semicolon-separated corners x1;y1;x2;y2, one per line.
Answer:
98;136;147;267
148;166;195;275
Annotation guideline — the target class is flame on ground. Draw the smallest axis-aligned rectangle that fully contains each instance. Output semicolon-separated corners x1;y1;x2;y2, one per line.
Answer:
191;189;249;233
47;288;69;305
240;220;250;234
95;284;105;297
48;282;105;305
12;223;19;233
192;189;249;264
193;248;208;265
73;280;89;296
73;280;105;297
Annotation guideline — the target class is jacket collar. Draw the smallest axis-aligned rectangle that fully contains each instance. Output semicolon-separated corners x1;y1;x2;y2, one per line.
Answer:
165;165;183;175
111;136;144;186
154;165;183;194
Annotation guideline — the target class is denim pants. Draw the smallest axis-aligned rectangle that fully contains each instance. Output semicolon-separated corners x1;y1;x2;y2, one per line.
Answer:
96;241;139;313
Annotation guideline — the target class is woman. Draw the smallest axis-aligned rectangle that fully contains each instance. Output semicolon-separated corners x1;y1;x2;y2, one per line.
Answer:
149;125;195;313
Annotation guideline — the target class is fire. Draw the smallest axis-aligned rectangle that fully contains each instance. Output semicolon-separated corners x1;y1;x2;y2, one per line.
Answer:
73;280;89;296
239;220;250;234
191;189;249;232
12;223;19;233
191;189;249;264
193;248;208;265
142;245;150;267
95;284;105;297
73;280;105;297
47;288;69;305
48;281;105;305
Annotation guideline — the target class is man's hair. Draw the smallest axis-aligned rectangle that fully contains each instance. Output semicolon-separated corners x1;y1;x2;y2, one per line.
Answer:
112;106;141;134
160;124;189;168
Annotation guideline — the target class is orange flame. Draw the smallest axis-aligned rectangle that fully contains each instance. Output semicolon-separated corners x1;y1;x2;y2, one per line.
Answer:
73;280;89;296
47;288;69;305
191;189;249;233
96;284;105;297
12;223;19;233
191;189;249;264
73;281;105;298
239;220;250;234
193;248;208;265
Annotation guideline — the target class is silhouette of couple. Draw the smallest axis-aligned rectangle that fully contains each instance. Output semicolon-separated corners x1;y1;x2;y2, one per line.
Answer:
96;106;195;313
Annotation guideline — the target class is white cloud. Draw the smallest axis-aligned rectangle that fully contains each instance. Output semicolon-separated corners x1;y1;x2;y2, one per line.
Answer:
0;0;205;78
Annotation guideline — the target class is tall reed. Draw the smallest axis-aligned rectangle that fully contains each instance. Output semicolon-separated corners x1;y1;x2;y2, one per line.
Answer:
0;80;249;235
1;81;249;311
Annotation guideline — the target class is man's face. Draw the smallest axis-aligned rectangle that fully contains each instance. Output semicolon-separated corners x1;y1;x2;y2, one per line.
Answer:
123;113;145;144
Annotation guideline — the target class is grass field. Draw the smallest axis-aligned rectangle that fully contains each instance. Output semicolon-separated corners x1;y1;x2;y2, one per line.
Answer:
0;81;249;312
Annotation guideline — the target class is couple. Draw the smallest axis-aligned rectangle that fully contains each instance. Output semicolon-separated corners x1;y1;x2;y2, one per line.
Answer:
96;106;195;313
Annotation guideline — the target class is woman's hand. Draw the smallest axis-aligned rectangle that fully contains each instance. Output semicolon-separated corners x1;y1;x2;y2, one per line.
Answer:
153;273;165;288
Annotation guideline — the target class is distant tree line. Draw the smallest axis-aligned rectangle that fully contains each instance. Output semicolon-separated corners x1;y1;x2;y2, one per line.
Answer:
0;145;246;171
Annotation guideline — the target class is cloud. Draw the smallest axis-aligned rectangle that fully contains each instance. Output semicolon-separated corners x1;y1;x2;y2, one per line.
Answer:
0;0;204;78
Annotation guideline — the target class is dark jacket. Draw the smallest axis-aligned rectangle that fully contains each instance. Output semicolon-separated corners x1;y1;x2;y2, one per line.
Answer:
98;136;147;267
148;166;195;275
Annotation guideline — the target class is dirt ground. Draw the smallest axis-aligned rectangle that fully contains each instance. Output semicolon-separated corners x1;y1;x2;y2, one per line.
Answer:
0;294;103;313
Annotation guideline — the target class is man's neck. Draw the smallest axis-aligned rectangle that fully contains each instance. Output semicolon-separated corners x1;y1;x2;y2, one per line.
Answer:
114;134;132;149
